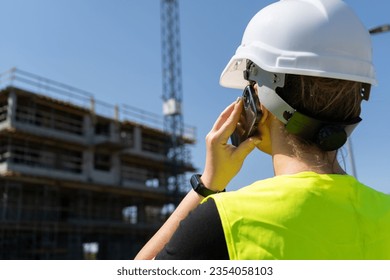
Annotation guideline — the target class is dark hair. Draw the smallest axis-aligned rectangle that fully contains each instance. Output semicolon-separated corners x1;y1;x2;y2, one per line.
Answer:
277;74;365;122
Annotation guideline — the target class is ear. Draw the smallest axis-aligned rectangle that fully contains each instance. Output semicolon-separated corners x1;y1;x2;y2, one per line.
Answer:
255;105;272;154
260;105;270;125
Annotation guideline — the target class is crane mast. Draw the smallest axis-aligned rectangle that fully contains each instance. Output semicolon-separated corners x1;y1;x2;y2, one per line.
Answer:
161;0;186;199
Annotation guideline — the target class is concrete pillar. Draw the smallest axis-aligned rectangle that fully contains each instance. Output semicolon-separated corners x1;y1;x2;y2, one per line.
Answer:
83;149;94;182
109;121;120;143
84;114;94;143
133;126;142;152
111;151;121;185
83;114;94;180
7;90;17;127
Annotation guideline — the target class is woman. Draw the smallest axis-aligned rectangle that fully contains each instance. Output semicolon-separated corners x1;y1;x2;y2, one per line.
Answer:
135;0;390;260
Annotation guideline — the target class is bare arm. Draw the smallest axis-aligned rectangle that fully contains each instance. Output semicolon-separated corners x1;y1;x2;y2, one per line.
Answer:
134;189;203;260
134;98;260;260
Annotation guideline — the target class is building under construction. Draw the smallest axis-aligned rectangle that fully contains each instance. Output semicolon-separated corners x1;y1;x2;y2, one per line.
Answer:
0;68;196;259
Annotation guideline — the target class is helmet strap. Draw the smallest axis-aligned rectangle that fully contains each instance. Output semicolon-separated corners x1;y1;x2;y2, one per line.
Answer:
244;62;293;124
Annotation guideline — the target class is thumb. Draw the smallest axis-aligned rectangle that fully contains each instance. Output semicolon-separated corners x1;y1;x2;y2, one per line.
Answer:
234;137;261;161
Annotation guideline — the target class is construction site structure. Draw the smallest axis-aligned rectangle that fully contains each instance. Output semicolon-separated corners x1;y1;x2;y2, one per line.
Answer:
0;68;196;259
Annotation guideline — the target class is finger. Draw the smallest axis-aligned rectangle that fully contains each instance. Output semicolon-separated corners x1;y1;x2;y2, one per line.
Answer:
215;98;243;141
235;122;245;138
233;137;261;162
236;113;246;136
211;100;237;132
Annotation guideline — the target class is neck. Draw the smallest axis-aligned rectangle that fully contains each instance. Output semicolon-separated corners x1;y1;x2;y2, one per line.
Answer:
270;121;346;176
272;152;345;176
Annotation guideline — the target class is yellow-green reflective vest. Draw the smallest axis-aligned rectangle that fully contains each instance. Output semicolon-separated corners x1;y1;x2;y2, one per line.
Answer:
206;172;390;260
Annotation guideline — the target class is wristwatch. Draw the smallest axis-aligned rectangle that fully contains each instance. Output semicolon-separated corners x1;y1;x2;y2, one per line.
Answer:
190;174;225;197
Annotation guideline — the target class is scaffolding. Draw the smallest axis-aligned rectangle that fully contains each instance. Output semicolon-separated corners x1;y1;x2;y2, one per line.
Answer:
0;68;196;259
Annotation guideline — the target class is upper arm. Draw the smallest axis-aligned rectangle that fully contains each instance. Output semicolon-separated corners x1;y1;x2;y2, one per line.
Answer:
155;198;229;260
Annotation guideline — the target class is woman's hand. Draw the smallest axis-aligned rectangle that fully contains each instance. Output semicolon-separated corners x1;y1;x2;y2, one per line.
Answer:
135;98;261;260
201;98;261;191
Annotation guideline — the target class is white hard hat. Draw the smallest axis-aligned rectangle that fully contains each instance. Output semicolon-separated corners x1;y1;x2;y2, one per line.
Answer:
220;0;377;89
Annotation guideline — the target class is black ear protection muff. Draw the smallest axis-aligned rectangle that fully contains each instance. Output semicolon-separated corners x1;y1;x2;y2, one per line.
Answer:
316;125;348;151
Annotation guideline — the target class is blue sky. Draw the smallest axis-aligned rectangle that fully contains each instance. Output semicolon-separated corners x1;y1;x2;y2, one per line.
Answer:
1;0;389;194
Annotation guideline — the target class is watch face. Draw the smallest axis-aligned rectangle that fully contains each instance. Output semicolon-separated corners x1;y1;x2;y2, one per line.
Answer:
190;174;201;190
190;174;218;197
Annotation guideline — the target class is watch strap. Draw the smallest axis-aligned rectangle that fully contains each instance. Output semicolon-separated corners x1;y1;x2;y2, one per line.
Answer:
190;174;225;197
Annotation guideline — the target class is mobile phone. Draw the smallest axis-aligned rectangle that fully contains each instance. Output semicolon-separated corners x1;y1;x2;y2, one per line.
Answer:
230;85;262;147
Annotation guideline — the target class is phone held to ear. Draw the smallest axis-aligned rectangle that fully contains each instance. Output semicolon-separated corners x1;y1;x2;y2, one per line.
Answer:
230;85;262;147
